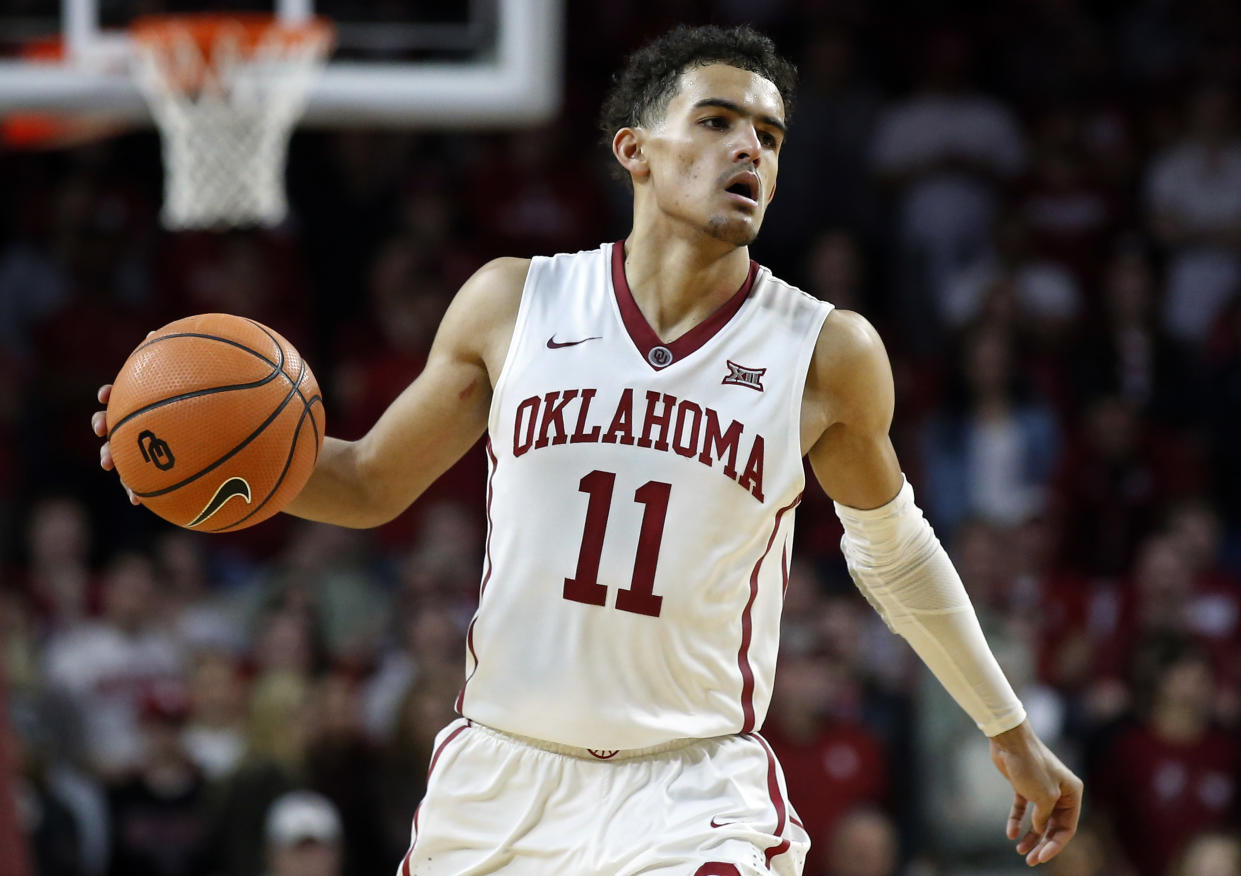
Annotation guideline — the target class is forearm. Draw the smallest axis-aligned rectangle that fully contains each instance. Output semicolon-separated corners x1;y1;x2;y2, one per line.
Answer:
283;436;396;528
835;478;1026;736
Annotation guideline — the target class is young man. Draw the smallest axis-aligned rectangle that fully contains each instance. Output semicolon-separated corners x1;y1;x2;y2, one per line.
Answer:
96;25;1081;876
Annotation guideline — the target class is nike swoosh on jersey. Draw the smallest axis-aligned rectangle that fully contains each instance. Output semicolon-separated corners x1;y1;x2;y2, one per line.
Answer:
709;817;737;828
546;335;602;349
188;476;252;527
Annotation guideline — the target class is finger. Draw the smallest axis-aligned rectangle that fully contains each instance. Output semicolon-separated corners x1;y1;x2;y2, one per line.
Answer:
92;410;108;437
97;384;112;404
100;442;115;471
1016;828;1041;856
1029;797;1049;835
128;486;139;506
1030;836;1069;866
1028;829;1073;866
1007;794;1028;840
1027;793;1082;865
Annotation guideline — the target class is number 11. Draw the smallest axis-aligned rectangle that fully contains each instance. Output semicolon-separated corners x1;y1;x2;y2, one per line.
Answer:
563;470;671;617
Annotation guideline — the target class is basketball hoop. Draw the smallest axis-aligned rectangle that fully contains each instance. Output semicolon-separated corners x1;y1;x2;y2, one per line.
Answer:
129;14;333;230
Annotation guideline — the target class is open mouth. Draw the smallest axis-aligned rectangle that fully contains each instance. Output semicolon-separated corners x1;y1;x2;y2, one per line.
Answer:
724;174;759;204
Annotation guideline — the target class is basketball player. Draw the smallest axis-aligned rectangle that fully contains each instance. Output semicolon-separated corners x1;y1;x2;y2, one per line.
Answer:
95;25;1082;875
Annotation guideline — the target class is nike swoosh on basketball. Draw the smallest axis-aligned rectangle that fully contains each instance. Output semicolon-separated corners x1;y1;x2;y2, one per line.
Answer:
188;476;252;527
547;335;602;349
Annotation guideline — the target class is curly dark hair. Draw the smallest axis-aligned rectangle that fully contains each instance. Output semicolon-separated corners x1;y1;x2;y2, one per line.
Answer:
599;24;798;151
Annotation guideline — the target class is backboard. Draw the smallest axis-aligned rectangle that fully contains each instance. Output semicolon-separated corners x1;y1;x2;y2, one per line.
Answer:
0;0;563;127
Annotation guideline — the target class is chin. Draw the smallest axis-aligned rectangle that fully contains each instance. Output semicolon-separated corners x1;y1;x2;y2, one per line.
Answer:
705;215;760;246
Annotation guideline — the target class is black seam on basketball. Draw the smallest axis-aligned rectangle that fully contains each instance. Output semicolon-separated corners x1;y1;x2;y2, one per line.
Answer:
303;395;323;460
136;332;280;368
290;357;323;462
208;402;312;532
244;319;299;388
133;358;305;499
109;334;286;439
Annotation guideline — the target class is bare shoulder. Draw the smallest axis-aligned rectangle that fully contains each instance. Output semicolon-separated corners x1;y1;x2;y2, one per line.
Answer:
806;309;895;434
452;257;531;326
436;257;531;378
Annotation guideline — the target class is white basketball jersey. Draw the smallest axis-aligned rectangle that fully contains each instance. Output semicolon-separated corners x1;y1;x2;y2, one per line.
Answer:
456;242;833;749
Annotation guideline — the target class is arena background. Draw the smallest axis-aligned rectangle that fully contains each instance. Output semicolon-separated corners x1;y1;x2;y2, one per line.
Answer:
2;1;1241;875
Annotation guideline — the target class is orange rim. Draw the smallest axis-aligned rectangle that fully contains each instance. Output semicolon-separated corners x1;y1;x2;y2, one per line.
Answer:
130;13;334;58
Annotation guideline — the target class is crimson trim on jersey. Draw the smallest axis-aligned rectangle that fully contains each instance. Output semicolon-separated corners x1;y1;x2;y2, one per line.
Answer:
750;732;792;866
457;441;499;715
611;240;759;371
738;493;802;732
402;721;471;876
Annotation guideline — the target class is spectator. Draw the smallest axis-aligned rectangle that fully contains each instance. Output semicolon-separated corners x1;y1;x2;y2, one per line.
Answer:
919;326;1061;535
262;791;343;876
1095;638;1240;876
9;693;84;876
825;808;900;876
180;650;248;782
1016;112;1119;282
201;672;308;876
302;669;389;876
375;669;461;866
363;596;464;743
467;126;608;257
246;522;388;665
1146;81;1241;344
871;28;1026;346
1162;500;1241;707
104;684;208;876
1075;244;1187;425
942;210;1081;339
758;25;883;264
1056;395;1163;577
21;496;95;630
154;533;241;657
763;650;889;876
42;552;183;778
801;229;869;315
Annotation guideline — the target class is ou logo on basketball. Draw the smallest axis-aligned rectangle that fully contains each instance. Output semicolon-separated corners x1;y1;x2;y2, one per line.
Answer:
137;430;176;470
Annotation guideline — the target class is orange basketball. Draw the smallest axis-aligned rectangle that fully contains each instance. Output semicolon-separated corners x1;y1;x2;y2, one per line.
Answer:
106;313;324;532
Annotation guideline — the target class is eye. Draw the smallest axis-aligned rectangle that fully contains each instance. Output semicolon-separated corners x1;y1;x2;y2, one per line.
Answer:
700;117;728;130
759;130;780;149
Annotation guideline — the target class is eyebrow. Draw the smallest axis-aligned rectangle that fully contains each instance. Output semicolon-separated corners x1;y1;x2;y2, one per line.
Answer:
692;98;787;136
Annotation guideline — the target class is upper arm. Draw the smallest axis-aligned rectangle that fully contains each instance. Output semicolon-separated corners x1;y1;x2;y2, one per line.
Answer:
804;309;904;510
353;257;529;516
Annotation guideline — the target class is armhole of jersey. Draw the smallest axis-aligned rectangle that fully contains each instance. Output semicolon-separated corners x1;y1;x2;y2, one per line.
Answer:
487;256;545;435
789;297;835;463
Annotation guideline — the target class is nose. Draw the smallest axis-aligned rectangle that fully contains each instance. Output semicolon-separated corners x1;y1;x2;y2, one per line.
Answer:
731;124;762;167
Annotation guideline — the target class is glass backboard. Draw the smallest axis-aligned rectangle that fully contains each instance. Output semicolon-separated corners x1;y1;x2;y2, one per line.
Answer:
0;0;563;126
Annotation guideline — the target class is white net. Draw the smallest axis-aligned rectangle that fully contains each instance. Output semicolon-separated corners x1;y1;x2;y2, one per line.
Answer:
130;18;332;230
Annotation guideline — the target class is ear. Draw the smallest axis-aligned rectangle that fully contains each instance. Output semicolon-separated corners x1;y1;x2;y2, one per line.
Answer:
612;127;649;181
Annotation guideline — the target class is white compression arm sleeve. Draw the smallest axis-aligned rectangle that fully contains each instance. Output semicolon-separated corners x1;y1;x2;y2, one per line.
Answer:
834;478;1026;736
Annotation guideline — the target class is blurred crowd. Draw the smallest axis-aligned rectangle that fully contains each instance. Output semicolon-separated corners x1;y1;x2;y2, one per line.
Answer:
3;1;1241;875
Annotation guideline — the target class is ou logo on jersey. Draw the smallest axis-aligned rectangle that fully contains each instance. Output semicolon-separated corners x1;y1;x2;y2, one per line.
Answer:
648;346;673;368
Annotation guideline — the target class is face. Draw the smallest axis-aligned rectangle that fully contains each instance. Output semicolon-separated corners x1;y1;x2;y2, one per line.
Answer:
625;63;786;246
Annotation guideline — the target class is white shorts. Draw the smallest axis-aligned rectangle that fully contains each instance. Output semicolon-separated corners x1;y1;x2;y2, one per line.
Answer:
397;718;810;876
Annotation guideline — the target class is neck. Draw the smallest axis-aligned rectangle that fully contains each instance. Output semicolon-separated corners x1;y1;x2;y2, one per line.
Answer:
621;227;752;342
